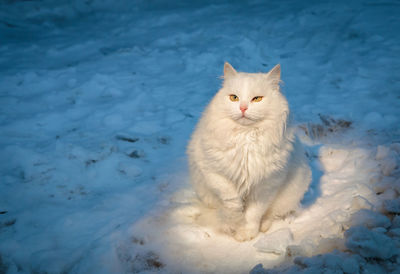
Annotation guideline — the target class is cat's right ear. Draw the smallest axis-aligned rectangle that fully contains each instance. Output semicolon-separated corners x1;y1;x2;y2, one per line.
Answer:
223;62;237;79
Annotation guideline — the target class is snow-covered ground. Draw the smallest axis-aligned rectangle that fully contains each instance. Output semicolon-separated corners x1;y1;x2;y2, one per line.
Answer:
0;0;399;273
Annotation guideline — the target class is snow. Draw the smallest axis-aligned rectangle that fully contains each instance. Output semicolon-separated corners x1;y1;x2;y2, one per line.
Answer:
349;209;391;229
254;229;294;255
346;226;397;260
1;0;400;273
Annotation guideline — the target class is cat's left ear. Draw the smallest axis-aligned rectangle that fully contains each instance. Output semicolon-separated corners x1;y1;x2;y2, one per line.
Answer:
266;64;281;80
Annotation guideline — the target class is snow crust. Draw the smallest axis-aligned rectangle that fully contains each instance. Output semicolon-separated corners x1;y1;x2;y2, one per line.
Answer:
0;0;400;273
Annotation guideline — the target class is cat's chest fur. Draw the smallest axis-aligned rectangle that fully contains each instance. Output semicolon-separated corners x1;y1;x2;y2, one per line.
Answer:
204;125;292;190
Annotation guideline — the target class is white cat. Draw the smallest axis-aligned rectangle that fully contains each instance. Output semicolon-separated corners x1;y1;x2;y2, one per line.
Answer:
187;62;311;241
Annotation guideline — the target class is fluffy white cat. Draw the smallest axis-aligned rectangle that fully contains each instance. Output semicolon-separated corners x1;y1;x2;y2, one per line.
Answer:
187;62;311;241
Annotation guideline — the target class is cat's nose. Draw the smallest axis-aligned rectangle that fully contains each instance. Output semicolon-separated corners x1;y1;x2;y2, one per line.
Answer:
240;106;248;114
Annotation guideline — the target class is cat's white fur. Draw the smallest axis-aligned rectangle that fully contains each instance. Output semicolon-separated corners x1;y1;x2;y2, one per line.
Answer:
187;63;311;241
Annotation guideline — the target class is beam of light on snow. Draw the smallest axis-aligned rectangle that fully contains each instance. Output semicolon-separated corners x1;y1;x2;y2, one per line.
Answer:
130;142;386;273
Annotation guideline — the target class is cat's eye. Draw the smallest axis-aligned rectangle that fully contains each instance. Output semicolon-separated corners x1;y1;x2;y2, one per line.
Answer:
229;94;239;102
252;96;263;102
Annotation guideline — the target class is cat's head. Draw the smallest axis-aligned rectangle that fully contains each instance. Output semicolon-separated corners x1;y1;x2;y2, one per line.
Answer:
215;62;289;126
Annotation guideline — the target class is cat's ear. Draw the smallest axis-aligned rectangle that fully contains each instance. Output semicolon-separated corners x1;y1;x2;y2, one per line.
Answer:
223;62;237;78
266;64;281;80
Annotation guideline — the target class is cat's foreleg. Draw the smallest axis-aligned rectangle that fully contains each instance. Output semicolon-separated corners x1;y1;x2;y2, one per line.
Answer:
234;190;279;241
203;172;244;234
193;176;221;209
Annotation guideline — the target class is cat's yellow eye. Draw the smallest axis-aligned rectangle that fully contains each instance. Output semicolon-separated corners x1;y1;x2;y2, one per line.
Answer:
229;94;239;102
252;96;263;102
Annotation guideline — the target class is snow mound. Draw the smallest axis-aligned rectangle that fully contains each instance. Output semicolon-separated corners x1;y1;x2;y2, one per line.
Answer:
248;141;400;273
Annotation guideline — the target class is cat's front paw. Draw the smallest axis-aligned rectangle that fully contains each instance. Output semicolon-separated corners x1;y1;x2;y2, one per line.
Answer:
220;223;236;236
233;225;259;242
260;218;272;233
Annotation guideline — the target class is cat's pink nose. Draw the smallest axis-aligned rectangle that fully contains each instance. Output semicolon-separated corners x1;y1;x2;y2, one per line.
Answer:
240;106;248;114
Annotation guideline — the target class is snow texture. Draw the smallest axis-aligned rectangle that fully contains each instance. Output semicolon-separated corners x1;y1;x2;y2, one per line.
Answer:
0;0;400;273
